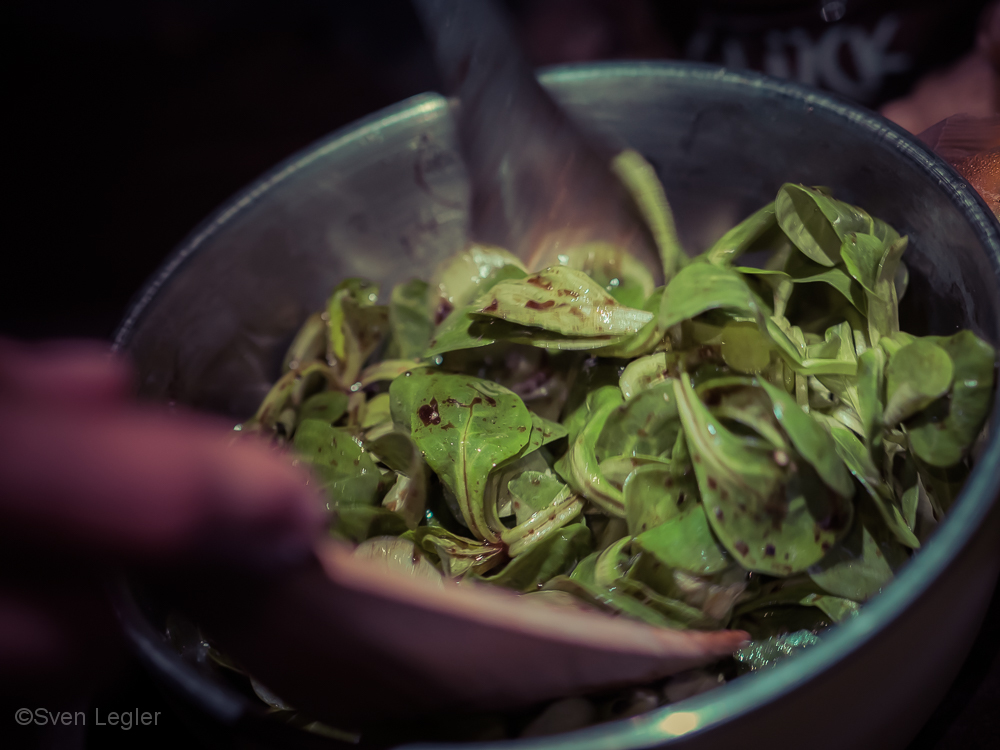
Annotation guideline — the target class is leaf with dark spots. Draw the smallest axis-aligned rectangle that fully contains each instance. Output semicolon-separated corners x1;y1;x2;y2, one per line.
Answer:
557;241;657;308
427;244;527;317
675;374;851;575
501;489;585;557
626;464;729;575
475;266;653;337
410;526;504;577
808;494;908;601
293;419;379;509
389;370;532;542
424;264;529;356
479;523;592;592
759;379;854;499
596;380;681;460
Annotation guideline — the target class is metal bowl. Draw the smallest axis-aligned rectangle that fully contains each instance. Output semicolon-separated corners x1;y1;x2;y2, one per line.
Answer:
111;62;1000;749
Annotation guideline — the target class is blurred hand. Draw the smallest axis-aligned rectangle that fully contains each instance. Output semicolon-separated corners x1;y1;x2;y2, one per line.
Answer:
881;1;999;135
0;338;327;698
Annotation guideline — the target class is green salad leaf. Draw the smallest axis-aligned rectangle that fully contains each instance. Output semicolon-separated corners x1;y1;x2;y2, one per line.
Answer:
243;165;995;717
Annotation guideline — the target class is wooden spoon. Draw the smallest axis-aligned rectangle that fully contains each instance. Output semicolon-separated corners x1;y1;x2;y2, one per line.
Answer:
183;540;748;729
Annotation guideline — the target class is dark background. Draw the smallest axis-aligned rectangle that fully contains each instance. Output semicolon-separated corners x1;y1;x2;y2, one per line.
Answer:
3;1;998;748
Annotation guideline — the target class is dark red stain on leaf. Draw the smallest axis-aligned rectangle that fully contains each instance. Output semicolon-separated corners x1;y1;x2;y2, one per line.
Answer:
525;299;555;310
526;276;553;290
434;298;454;325
707;476;718;490
483;394;497;407
764;544;776;557
418;398;441;425
483;299;499;313
715;507;724;521
735;540;750;556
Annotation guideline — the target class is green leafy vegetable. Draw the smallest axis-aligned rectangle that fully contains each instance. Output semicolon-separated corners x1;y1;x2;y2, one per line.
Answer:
244;169;994;721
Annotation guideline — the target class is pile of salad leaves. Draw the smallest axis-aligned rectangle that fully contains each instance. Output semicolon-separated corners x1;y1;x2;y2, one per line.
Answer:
241;150;995;668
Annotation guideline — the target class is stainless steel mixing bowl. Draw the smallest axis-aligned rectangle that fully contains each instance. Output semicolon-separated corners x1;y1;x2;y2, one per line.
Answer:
111;62;1000;749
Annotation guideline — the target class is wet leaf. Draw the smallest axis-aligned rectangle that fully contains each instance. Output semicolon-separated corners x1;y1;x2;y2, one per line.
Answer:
866;236;907;345
799;593;860;623
246;362;332;435
619;352;674;399
597;381;681;459
354;536;443;583
501;489;585;557
410;526;504;577
734;630;822;671
475;266;653;337
482;523;592;592
720;322;773;374
776;184;870;267
558;242;656;308
359;393;393;439
542;575;682;628
508;471;570;526
293;419;380;509
427;244;527;318
593;536;632;587
675;374;852;575
782;252;867;313
423;265;530;357
359;359;419;388
628;466;729;576
839;232;884;295
389;370;532;542
561;396;627;516
856;346;885;453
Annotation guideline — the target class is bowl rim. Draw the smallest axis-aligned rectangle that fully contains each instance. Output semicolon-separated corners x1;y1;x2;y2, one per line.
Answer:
111;60;1000;749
